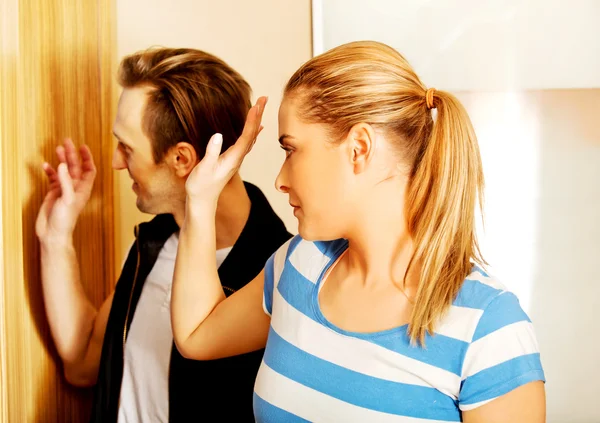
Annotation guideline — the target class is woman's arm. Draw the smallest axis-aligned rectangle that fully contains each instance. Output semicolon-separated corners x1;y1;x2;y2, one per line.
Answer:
171;97;269;360
462;381;546;423
172;266;270;360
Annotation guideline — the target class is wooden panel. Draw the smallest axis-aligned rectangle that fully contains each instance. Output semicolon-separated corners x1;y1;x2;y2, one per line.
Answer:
0;0;116;421
0;0;19;421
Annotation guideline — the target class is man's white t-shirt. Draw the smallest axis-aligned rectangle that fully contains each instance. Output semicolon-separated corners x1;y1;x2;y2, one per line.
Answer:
117;233;232;423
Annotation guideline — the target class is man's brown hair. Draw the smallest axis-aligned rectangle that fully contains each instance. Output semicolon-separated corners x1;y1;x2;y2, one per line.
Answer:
118;47;252;162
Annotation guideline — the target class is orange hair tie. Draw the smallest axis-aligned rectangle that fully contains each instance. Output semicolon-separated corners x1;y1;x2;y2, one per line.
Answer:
425;88;436;110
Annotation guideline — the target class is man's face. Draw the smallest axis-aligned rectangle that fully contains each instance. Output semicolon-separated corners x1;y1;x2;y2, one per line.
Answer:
112;86;179;215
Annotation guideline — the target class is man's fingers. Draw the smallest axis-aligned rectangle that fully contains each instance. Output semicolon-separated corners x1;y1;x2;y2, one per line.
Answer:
79;145;97;185
57;162;75;204
79;145;96;171
39;189;59;215
56;145;67;163
42;162;58;182
42;163;61;192
64;138;82;179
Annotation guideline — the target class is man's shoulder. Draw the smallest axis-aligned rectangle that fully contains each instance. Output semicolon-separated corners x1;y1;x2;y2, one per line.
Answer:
243;181;291;237
140;213;177;231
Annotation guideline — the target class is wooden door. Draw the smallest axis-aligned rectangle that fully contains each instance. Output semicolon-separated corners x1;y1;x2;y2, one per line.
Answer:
0;0;116;421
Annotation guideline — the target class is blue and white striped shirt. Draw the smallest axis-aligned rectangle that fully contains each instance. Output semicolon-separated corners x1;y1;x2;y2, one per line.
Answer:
253;235;545;422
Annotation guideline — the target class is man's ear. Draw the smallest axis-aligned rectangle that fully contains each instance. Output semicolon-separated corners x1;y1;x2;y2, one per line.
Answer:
168;142;198;177
345;122;376;174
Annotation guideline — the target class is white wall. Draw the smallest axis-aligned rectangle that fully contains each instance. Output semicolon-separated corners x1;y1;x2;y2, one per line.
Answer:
458;89;600;423
115;0;311;258
315;1;600;422
315;0;600;91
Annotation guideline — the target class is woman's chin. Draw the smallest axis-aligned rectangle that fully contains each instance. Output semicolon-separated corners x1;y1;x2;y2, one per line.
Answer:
297;222;340;243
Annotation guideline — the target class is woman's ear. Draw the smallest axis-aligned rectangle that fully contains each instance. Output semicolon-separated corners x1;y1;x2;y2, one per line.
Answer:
169;142;198;178
346;123;376;174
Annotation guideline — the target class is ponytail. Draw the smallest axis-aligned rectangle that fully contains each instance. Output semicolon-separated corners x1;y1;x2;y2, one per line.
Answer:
405;90;486;345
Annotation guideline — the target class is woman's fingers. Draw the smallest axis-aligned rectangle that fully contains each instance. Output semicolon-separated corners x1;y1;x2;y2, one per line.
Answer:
204;133;223;166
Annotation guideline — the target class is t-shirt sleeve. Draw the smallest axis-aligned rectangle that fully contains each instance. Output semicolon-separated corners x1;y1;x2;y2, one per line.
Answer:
459;291;546;410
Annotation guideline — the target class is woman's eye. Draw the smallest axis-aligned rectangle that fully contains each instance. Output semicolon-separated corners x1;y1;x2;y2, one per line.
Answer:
280;145;293;157
120;143;132;156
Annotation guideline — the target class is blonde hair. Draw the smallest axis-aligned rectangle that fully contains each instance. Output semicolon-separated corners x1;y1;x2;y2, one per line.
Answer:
285;41;486;345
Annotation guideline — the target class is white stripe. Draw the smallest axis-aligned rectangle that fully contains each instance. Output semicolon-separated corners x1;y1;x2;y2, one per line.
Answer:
264;239;294;316
459;397;495;411
466;269;506;292
273;238;292;288
435;305;483;343
271;289;461;399
288;240;330;284
462;321;540;379
254;362;450;423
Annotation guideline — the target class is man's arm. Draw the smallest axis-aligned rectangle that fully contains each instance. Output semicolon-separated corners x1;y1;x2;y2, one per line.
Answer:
40;238;114;386
36;139;112;386
41;241;114;386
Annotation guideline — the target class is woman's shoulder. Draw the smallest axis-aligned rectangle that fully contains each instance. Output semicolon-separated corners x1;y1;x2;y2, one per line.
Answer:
441;266;531;342
453;265;511;310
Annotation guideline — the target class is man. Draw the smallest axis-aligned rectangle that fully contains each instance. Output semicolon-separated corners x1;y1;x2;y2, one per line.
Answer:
35;47;291;423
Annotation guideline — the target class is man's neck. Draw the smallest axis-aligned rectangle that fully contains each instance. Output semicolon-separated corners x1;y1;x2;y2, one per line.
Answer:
171;173;251;250
214;173;251;250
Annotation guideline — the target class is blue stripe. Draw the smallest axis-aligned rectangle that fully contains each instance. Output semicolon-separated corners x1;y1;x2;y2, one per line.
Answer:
313;238;348;257
264;327;461;421
369;330;468;376
460;353;545;405
277;260;469;375
277;264;322;322
253;392;310;423
263;254;276;315
472;292;531;341
453;279;503;310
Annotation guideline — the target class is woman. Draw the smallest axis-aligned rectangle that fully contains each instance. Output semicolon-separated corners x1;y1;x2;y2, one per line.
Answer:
171;41;546;422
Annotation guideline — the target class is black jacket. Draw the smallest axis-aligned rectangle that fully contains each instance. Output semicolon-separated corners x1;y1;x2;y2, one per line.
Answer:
90;182;292;422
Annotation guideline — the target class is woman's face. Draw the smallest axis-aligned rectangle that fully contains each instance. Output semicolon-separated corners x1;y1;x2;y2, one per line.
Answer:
275;96;358;241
